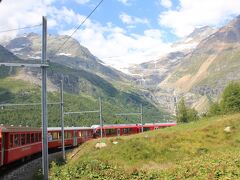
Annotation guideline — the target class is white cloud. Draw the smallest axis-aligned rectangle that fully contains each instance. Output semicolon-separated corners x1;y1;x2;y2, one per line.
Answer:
0;1;169;70
117;0;131;6
0;0;55;42
48;6;86;27
159;0;240;37
119;12;149;25
159;0;172;9
59;17;170;69
75;0;90;5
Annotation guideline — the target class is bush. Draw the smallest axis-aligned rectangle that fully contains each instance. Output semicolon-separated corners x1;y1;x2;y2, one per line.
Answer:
177;98;199;123
208;81;240;116
208;102;222;116
220;81;240;113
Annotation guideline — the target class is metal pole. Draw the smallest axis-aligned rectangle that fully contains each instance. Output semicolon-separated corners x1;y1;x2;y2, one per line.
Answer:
41;16;48;180
60;80;65;160
140;104;143;133
99;97;103;140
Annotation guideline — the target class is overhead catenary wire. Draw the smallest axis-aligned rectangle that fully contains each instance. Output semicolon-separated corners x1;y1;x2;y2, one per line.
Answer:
51;0;104;58
0;24;42;34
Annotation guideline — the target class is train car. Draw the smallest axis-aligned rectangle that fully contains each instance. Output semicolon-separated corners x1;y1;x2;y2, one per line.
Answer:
93;122;177;137
93;124;141;137
0;126;94;167
48;127;93;148
0;126;42;167
143;122;176;131
0;122;176;167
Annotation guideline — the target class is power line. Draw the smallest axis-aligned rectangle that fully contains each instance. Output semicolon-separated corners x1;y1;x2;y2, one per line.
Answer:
51;0;104;58
0;24;42;34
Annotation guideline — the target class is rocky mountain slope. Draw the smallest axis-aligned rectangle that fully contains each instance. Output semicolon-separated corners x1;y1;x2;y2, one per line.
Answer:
129;26;217;113
166;15;240;105
5;33;131;83
130;15;240;114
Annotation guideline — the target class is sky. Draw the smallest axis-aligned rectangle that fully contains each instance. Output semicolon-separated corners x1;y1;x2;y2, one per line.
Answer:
1;0;240;70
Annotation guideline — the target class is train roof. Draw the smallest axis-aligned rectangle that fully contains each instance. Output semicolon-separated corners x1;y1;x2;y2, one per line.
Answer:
0;125;41;133
91;124;139;129
47;127;93;131
0;126;93;133
91;122;176;129
144;122;176;126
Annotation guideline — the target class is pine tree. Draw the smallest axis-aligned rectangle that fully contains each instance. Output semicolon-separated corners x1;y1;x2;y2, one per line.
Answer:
177;98;188;123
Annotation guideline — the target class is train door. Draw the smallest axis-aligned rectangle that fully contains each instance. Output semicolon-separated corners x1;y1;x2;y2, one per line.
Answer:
73;131;77;146
117;129;120;137
0;132;4;166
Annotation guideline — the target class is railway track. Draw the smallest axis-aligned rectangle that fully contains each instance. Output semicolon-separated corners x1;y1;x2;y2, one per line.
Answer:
0;149;70;180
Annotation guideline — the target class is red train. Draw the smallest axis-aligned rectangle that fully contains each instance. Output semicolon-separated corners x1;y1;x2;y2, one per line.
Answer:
0;122;176;167
93;123;176;137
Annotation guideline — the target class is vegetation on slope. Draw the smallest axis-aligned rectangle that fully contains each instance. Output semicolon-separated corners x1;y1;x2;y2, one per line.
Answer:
49;114;240;179
0;77;163;127
176;97;199;123
208;81;240;116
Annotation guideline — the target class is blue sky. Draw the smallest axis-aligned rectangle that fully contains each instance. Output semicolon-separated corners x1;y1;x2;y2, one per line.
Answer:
1;0;240;70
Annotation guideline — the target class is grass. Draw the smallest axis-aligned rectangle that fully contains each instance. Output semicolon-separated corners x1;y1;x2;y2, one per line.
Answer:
49;114;240;179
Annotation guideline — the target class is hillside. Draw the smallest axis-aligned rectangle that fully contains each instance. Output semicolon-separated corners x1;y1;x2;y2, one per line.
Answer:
129;26;217;113
49;114;240;179
129;15;240;114
162;15;240;112
0;45;164;126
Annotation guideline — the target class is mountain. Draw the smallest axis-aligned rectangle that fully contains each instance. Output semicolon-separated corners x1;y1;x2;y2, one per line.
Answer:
134;15;240;114
0;45;21;78
129;26;217;113
0;42;164;126
5;33;131;83
165;15;240;104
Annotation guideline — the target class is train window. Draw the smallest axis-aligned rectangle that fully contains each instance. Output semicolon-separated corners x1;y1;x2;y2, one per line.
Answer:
26;134;31;144
68;132;72;138
9;134;13;148
35;133;39;142
78;131;82;137
123;128;129;134
14;134;20;147
52;132;59;140
96;130;100;135
64;132;72;139
59;132;62;138
21;134;26;145
143;127;150;132
31;133;34;143
39;133;41;142
106;129;116;135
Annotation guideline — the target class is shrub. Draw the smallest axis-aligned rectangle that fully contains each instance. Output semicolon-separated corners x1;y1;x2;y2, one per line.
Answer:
177;98;199;123
220;81;240;113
